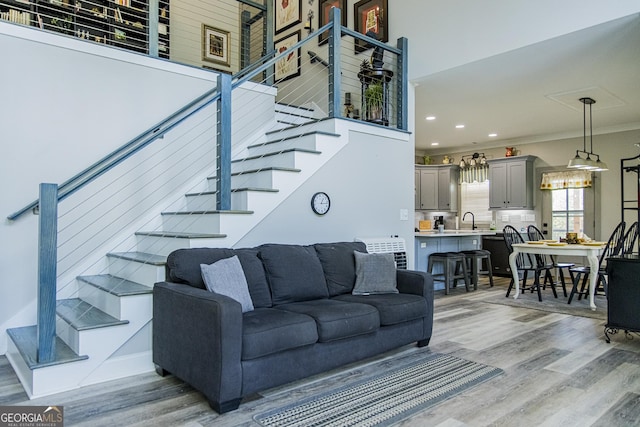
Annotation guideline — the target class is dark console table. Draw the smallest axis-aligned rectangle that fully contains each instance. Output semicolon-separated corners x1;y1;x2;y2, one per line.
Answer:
604;255;640;342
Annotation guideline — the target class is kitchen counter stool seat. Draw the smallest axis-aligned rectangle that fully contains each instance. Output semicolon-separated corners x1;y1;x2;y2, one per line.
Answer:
428;252;471;295
462;249;494;289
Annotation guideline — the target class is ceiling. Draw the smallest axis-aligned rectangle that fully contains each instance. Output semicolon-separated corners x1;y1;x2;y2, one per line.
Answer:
412;13;640;154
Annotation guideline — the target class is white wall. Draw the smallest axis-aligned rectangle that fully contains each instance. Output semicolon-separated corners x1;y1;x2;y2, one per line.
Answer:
235;123;415;255
0;22;218;354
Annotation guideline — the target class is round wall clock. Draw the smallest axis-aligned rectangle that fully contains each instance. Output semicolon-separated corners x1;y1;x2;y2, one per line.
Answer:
311;192;331;215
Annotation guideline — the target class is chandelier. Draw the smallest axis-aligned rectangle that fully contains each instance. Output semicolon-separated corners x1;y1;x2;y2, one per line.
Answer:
567;97;608;172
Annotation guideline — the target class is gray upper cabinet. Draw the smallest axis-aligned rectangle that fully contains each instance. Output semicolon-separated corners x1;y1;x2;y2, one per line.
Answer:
416;165;459;211
487;155;537;209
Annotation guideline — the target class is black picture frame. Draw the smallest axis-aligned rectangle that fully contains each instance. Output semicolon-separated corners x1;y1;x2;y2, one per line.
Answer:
353;0;388;54
318;0;347;45
274;30;301;82
275;0;302;35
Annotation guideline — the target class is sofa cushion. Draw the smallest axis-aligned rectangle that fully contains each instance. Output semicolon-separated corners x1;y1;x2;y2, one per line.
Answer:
242;308;318;360
333;293;427;326
276;299;379;342
166;247;272;308
352;251;398;295
314;242;367;296
201;255;254;313
259;244;329;305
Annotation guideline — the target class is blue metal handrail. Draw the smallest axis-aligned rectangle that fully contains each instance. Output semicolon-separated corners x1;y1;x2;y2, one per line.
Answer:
7;87;221;221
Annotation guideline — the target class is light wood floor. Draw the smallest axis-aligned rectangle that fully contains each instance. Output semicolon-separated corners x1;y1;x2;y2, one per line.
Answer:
2;277;640;426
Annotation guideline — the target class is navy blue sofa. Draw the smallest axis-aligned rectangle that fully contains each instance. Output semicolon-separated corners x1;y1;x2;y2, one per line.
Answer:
152;241;434;413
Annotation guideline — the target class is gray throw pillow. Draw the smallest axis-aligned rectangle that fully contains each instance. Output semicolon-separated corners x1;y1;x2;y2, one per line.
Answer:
352;251;398;295
201;255;254;313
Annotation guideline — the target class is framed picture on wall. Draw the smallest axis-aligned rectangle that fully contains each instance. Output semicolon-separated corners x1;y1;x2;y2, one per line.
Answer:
275;0;302;35
274;30;301;82
202;24;230;66
318;0;347;45
353;0;388;53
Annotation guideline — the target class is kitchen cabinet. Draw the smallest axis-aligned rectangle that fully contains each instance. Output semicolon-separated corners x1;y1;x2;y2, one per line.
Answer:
415;165;459;211
487;155;536;209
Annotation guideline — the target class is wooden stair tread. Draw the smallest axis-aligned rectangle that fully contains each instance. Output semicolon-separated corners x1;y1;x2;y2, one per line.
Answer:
77;275;152;297
106;251;167;265
232;148;321;163
185;187;279;197
7;326;88;369
160;210;253;216
57;299;129;331
134;231;226;239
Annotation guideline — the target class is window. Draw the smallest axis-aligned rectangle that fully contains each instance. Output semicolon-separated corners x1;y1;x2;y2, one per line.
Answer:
460;181;492;225
551;188;584;241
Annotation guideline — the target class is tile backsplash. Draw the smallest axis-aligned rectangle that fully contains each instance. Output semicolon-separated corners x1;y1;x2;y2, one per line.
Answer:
415;210;537;232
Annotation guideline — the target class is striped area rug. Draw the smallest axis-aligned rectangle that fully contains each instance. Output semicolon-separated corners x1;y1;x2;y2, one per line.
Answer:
254;353;503;427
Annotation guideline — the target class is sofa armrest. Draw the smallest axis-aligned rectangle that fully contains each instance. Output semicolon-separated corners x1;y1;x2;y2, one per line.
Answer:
153;281;243;410
396;269;434;345
397;269;433;299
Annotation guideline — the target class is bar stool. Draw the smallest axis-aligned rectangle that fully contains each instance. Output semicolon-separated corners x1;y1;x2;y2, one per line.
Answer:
428;252;471;295
462;249;494;289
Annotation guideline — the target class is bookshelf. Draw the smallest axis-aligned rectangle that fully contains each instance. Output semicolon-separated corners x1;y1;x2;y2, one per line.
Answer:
0;0;169;57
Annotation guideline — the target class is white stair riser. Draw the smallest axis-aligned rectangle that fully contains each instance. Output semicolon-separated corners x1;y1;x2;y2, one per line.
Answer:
57;295;152;355
185;190;276;212
228;169;299;190
108;257;165;286
78;285;125;319
275;112;315;126
135;235;229;256
265;119;336;141
162;212;252;235
232;151;314;173
275;104;315;117
247;136;319;157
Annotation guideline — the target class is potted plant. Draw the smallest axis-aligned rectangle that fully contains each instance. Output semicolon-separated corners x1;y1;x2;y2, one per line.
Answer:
364;82;384;121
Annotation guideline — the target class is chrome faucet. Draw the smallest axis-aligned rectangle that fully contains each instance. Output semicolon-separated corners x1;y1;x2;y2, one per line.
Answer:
463;211;477;230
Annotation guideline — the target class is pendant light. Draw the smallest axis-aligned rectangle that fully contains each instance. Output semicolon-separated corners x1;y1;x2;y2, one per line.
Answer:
567;97;608;172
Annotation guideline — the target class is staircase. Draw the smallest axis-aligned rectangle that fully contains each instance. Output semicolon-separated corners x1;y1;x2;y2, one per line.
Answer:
6;103;347;398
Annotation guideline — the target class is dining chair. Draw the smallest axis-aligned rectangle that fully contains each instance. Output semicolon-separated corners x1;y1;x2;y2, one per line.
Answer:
567;221;626;304
503;225;557;302
527;224;573;297
623;221;639;255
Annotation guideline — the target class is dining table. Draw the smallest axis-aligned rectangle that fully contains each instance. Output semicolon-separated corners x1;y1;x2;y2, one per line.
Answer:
508;241;606;310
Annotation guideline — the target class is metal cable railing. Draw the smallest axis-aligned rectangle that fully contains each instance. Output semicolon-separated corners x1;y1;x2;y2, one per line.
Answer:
7;7;407;364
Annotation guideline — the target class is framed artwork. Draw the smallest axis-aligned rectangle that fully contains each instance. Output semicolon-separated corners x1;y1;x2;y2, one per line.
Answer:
353;0;388;53
202;25;230;66
274;31;301;82
275;0;301;35
318;0;347;45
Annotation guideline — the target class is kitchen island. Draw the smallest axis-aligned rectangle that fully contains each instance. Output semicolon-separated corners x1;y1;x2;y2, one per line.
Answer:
415;230;497;291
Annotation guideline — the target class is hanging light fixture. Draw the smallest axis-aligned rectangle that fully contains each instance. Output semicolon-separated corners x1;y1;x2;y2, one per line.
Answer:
459;152;485;169
567;97;608;172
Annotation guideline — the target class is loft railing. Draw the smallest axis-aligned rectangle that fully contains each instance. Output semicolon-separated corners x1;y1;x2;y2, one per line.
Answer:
7;8;407;363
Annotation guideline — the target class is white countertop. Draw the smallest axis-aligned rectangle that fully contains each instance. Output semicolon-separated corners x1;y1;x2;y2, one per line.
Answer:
415;230;497;238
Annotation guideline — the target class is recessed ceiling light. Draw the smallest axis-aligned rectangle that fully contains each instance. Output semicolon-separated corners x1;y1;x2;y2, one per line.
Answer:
425;116;436;121
455;124;465;129
488;133;498;137
431;142;439;146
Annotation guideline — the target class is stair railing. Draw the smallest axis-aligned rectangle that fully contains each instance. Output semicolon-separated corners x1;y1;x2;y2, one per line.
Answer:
7;7;408;363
